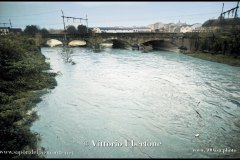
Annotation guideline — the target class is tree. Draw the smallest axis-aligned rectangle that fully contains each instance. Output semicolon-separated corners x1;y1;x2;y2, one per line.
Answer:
66;25;78;34
88;28;93;36
24;25;40;35
40;28;49;35
0;35;57;158
77;25;88;34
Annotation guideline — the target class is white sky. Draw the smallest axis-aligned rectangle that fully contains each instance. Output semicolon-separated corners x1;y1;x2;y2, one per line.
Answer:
0;2;239;29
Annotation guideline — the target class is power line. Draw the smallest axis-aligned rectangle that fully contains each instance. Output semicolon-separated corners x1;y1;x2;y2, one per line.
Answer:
0;10;60;18
89;11;220;24
61;9;88;35
61;10;67;41
0;19;12;28
2;12;230;24
2;4;237;29
220;1;239;19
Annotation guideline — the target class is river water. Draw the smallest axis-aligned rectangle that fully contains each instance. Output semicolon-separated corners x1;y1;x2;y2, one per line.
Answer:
31;47;240;158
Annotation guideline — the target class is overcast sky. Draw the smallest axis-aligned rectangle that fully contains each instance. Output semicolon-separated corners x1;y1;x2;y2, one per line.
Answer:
0;1;239;30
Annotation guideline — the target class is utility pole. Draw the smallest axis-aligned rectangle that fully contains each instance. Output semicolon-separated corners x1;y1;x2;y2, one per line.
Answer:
9;19;12;28
221;1;239;19
235;1;239;18
61;10;88;35
86;14;88;33
221;3;224;18
61;10;67;42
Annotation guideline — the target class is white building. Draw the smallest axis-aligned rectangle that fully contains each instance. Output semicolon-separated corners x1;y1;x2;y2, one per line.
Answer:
164;23;177;32
176;21;187;27
92;27;101;33
154;22;164;29
133;27;151;32
147;24;155;31
0;27;10;35
93;27;151;33
148;21;202;33
179;25;192;33
191;23;202;32
98;27;133;33
148;22;165;32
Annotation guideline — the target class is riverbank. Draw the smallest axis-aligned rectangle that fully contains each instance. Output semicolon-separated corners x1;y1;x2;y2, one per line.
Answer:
0;34;57;158
184;51;240;67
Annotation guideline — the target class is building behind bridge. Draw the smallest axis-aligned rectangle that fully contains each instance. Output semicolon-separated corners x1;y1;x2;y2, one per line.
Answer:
0;27;22;35
147;21;202;33
0;27;10;35
92;26;152;33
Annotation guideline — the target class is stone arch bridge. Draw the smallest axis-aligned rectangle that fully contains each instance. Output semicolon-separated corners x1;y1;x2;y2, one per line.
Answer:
41;32;199;51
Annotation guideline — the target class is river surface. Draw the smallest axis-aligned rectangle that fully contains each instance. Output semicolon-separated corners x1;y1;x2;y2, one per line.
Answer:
31;47;240;158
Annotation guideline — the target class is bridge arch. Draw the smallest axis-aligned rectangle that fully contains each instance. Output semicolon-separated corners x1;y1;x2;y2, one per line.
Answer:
101;38;132;49
68;40;87;47
141;39;180;51
46;39;63;47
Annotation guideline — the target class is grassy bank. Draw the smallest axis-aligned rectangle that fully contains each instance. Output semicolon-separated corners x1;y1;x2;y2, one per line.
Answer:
0;34;57;158
185;51;240;67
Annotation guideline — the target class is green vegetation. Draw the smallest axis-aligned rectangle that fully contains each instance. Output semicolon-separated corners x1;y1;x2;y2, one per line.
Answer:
77;25;88;34
66;25;92;36
0;34;57;158
88;36;104;52
24;25;40;36
24;25;49;36
61;47;75;64
197;29;240;57
40;28;49;35
202;18;240;27
185;29;240;66
66;25;78;34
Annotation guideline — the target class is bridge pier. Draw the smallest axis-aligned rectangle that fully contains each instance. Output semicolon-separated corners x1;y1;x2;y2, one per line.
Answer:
132;44;139;50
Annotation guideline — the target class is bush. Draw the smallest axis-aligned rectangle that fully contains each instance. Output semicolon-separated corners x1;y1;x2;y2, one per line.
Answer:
0;34;57;158
198;30;240;56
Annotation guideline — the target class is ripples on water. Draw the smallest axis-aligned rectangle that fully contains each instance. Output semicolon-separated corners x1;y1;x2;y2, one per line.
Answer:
31;47;240;158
